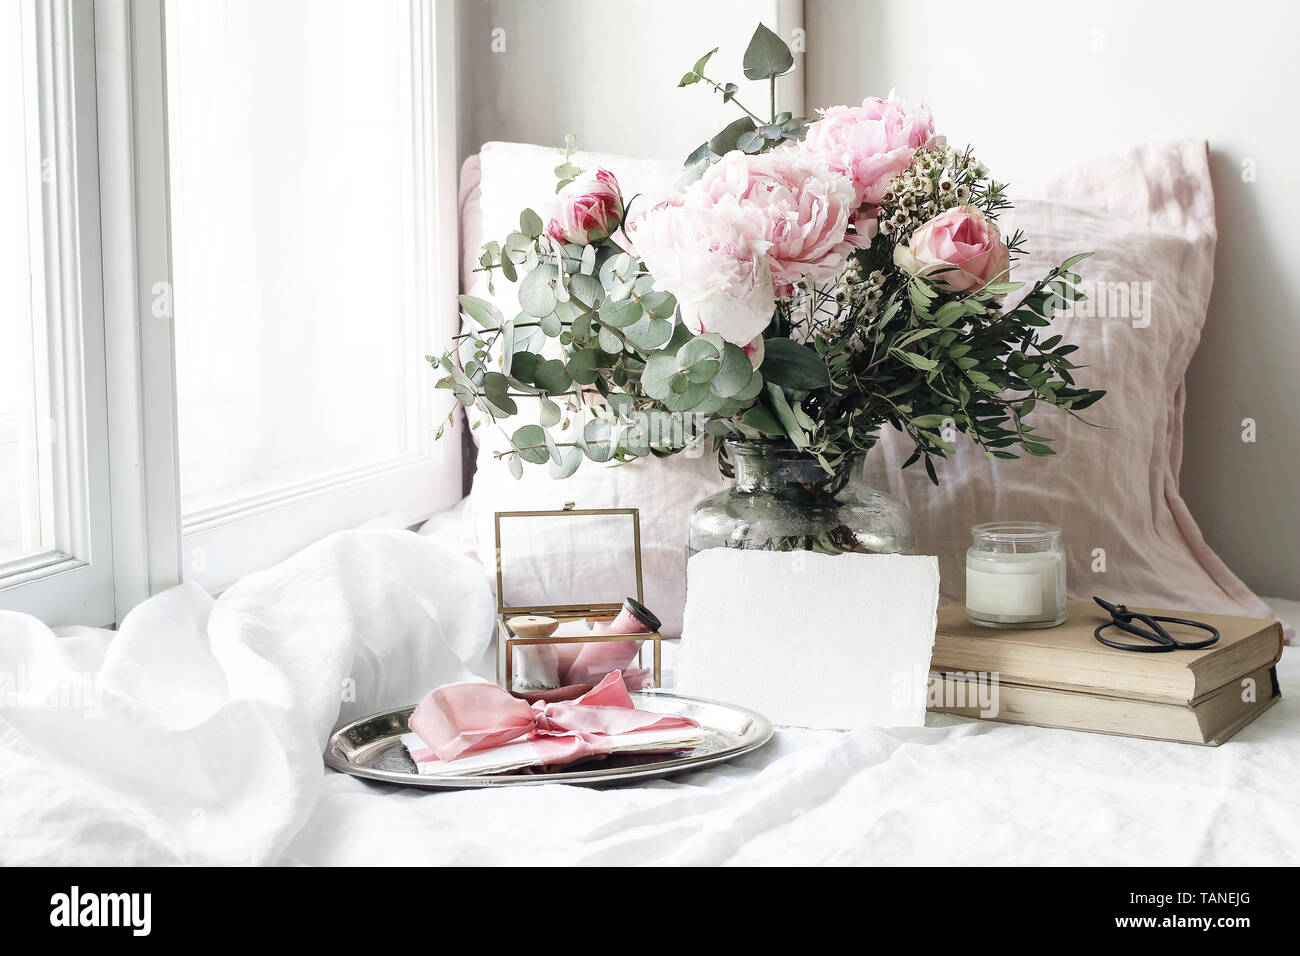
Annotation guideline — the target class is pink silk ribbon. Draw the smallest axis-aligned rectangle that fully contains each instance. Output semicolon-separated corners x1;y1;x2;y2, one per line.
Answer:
406;670;699;767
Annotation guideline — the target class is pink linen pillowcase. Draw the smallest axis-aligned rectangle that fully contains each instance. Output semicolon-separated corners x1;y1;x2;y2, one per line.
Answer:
460;139;1288;641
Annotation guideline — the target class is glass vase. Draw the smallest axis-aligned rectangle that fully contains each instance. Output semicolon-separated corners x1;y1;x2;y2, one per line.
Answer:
687;439;914;557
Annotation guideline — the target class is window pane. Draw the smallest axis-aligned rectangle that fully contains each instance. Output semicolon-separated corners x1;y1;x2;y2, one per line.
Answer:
166;0;416;516
0;2;51;564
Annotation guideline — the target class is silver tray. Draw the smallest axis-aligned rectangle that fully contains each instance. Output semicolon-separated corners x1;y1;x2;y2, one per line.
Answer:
324;692;773;788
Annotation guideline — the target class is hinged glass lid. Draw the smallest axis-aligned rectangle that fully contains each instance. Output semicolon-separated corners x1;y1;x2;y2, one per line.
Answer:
494;507;645;616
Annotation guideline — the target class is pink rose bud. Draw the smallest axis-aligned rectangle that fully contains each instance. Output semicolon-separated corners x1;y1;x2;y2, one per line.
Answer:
546;169;624;245
892;204;1011;293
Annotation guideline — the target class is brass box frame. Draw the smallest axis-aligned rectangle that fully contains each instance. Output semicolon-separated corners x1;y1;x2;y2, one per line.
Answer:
494;505;662;690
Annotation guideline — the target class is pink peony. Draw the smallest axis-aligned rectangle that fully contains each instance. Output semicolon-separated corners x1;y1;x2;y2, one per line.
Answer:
799;95;938;212
692;149;858;289
546;169;623;244
625;192;775;346
893;205;1011;293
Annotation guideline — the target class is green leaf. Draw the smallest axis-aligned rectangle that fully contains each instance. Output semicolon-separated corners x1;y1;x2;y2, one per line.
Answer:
549;445;582;479
678;71;700;87
641;353;679;400
692;47;718;75
600;295;643;329
597;325;623;354
538;395;561;427
760;338;830;390
518;265;558;318
510;424;549;464
738;130;763;153
567;272;603;311
621;315;673;350
765;384;808;448
519;208;544;238
742;23;793;80
661;379;710;412
711;343;754;398
740;405;785;436
677;336;721;383
582;419;616;462
642;291;676;319
508;454;523;480
709;116;758;155
458;295;502;330
565;348;602;385
533;359;572;395
482;372;517;416
499;319;515;375
896;351;938;372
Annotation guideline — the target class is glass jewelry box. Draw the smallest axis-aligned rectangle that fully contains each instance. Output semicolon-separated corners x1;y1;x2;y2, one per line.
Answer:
494;505;663;693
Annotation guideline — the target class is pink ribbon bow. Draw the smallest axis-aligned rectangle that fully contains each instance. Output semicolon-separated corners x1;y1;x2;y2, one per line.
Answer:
406;671;700;769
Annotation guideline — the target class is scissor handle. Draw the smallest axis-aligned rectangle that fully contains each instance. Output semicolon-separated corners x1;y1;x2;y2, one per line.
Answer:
1092;597;1220;652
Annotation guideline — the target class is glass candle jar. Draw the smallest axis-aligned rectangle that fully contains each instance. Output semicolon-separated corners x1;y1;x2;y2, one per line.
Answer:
965;522;1067;628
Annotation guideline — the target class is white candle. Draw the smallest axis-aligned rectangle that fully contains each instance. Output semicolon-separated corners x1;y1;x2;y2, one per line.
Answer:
965;523;1067;628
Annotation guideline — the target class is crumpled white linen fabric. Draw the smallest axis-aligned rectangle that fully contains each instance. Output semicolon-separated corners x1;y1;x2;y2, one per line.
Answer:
0;530;496;866
3;525;1295;866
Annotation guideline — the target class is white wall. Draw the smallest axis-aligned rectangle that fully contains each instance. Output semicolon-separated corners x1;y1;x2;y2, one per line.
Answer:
455;0;802;165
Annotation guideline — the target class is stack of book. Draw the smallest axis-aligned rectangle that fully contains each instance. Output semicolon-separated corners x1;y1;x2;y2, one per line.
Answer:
929;600;1284;745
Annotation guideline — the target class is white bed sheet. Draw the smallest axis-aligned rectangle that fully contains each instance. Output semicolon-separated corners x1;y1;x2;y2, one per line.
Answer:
1;527;1295;866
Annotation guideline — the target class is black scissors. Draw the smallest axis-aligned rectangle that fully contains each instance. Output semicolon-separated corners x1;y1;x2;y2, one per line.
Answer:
1092;597;1220;653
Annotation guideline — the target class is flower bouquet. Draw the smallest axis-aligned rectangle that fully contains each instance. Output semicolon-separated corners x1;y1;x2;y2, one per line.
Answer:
431;23;1103;503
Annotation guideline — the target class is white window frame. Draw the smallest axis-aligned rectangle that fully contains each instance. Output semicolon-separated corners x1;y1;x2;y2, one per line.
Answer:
1;0;462;626
0;0;115;627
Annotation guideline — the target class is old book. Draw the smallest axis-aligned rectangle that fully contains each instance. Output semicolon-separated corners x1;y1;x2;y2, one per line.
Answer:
929;664;1280;746
932;600;1283;705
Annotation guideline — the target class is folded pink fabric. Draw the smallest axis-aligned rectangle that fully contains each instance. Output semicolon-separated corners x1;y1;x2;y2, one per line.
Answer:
406;671;699;769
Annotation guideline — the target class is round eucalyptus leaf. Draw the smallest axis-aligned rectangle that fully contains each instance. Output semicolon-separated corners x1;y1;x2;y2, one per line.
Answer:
538;394;562;427
482;372;517;416
510;350;539;384
641;353;679;400
677;337;721;383
661;379;710;412
600;295;643;329
567;272;604;311
582;419;615;462
565;348;602;386
597;325;624;354
510;424;549;464
540;312;563;337
549;445;582;479
532;359;572;395
711;343;755;397
731;368;765;403
690;389;726;417
518;265;558;318
642;290;676;319
519;208;544;239
621;314;673;350
508;454;524;480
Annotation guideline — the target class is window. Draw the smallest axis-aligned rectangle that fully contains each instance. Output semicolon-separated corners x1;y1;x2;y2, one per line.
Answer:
0;0;460;625
0;2;45;565
0;0;115;627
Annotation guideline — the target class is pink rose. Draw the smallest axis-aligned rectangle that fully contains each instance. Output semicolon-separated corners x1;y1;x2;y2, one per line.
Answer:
799;95;938;212
546;169;623;244
625;192;774;346
892;205;1011;293
693;149;857;290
